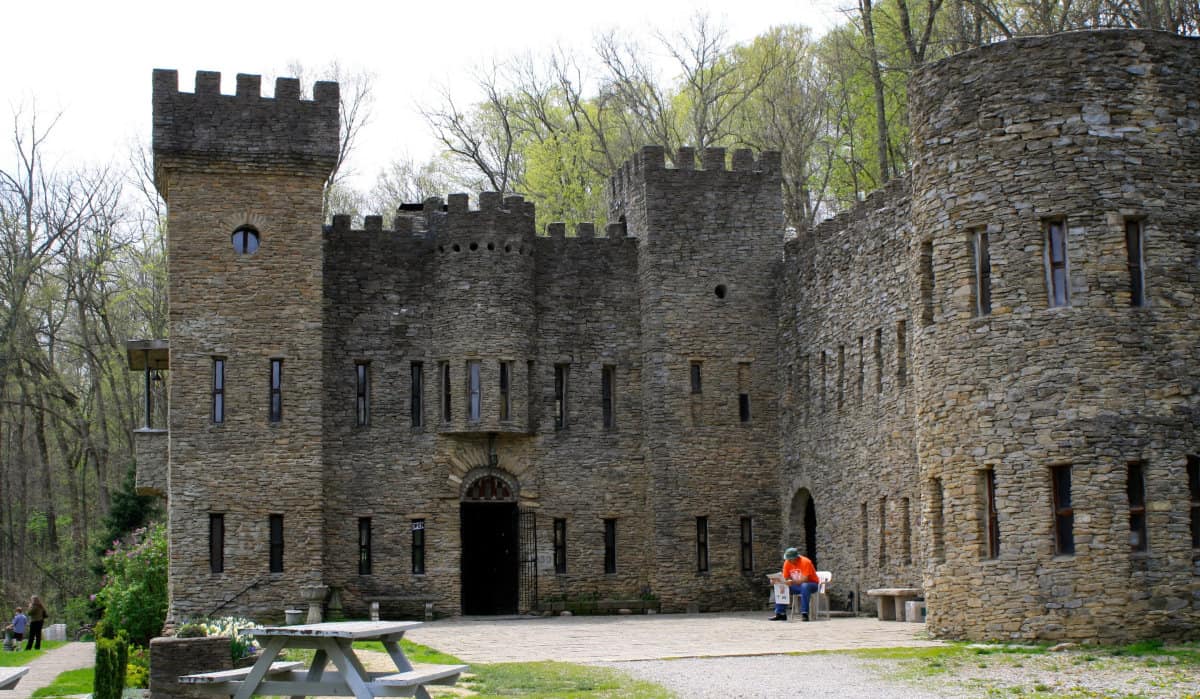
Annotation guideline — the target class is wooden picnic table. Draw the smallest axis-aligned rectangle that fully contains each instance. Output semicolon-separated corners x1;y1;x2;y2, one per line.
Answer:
179;620;466;699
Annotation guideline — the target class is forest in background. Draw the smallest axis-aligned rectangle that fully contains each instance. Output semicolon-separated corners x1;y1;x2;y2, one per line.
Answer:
1;0;1196;632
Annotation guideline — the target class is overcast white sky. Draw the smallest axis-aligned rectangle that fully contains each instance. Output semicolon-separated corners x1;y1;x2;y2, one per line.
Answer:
6;0;844;192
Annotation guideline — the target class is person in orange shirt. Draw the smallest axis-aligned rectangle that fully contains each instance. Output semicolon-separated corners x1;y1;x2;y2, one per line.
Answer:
769;547;818;621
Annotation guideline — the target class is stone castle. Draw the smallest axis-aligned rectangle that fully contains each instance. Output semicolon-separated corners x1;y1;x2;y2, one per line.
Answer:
133;29;1199;642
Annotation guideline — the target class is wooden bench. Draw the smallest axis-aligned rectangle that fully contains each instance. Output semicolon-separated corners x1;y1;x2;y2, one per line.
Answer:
179;660;304;686
866;588;922;621
0;667;30;691
373;663;468;688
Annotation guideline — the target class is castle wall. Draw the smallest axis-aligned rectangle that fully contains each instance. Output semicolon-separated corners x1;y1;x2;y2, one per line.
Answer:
779;180;922;611
908;29;1200;641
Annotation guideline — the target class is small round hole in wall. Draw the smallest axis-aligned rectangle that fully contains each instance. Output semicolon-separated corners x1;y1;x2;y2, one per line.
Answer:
714;284;727;299
452;244;461;252
470;242;479;251
487;242;495;251
505;244;512;253
438;245;445;253
232;226;260;255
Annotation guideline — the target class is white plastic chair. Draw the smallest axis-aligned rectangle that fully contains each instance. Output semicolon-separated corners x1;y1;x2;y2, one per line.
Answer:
791;570;832;621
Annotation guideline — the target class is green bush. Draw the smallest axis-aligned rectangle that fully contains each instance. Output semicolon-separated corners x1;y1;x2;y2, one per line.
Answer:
175;623;207;639
126;646;150;689
95;523;168;646
93;637;128;699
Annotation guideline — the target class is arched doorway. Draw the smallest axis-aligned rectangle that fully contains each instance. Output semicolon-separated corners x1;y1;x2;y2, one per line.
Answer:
460;473;519;614
788;488;818;566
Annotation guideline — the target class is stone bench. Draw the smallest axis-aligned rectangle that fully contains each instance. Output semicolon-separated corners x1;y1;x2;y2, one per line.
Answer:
866;588;922;621
365;596;435;621
0;668;29;691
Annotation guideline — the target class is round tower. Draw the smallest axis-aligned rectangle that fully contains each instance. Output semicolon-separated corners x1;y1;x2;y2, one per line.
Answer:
428;192;538;434
908;30;1200;641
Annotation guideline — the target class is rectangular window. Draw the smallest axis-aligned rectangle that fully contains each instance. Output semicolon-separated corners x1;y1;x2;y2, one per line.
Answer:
553;518;567;574
819;351;827;409
439;361;451;422
983;469;1000;559
209;513;224;574
740;517;754;572
212;358;225;424
896;321;907;388
467;360;481;422
269;359;283;423
554;364;569;430
411;519;426;574
738;394;751;422
690;362;702;394
859;502;869;568
1051;465;1075;556
900;497;912;565
603;518;616;574
499;361;511;421
836;345;845;410
411;362;424;428
857;337;865;405
358;517;372;575
737;362;751;423
696;516;709;573
1045;219;1070;307
269;514;284;573
1127;462;1148;553
973;230;992;316
1189;455;1200;549
920;240;935;325
878;496;888;566
355;362;370;427
874;329;883;394
601;365;615;429
1125;220;1145;307
931;477;945;563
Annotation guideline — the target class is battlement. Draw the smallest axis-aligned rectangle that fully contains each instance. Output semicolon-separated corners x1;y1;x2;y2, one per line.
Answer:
152;69;340;195
609;145;781;197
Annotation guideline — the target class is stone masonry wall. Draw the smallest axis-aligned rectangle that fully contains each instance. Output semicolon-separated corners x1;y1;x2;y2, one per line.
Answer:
908;30;1200;642
779;180;922;614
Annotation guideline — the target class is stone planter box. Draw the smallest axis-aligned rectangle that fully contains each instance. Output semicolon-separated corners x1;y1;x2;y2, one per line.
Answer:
543;599;660;615
149;636;231;699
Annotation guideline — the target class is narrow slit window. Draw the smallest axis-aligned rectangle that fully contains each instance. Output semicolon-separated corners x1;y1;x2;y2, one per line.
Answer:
209;513;224;574
819;352;827;409
874;329;883;395
983;469;1000;559
554;364;569;430
690;362;702;394
212;357;225;424
737;362;751;423
1125;220;1145;307
896;320;907;388
836;345;845;410
269;514;284;573
467;360;481;422
857;337;864;405
1051;465;1075;556
601;365;615;429
269;358;283;423
553;518;567;574
439;361;451;423
900;497;912;565
499;361;511;421
412;519;426;574
973;229;992;316
355;362;370;427
1188;455;1200;549
878;496;888;567
358;517;372;575
931;478;945;563
920;240;935;325
1045;219;1070;307
696;516;709;573
603;518;617;574
859;502;869;568
1127;462;1148;553
740;516;754;572
410;362;424;428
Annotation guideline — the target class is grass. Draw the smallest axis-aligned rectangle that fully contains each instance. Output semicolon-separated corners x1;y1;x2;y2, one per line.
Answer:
31;667;92;698
0;641;64;666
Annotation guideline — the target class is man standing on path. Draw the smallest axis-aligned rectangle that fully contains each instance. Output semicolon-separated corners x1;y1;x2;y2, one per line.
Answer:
769;548;819;621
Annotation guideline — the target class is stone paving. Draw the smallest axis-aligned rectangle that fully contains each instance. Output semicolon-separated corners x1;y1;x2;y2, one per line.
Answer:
6;642;94;699
404;612;941;663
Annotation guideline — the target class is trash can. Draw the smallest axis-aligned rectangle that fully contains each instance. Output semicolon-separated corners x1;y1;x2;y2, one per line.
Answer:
904;600;926;623
285;609;304;625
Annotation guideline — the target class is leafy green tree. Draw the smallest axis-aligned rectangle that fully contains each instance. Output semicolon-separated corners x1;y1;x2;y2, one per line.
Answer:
95;522;167;645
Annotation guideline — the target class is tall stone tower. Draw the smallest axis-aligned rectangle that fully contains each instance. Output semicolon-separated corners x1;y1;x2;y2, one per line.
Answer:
152;70;339;619
611;146;785;609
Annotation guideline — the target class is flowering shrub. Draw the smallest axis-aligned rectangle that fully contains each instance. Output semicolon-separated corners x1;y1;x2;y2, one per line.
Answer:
95;523;168;646
199;617;260;661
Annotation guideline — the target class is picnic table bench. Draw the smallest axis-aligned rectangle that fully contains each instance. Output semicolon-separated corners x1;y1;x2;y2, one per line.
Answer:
179;621;466;699
866;587;922;621
0;667;29;691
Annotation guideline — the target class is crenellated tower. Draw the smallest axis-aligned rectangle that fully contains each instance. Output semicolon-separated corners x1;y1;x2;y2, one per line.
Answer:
153;69;339;620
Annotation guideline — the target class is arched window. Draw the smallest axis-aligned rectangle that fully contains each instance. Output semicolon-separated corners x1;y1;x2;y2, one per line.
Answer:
463;475;514;502
232;226;260;255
